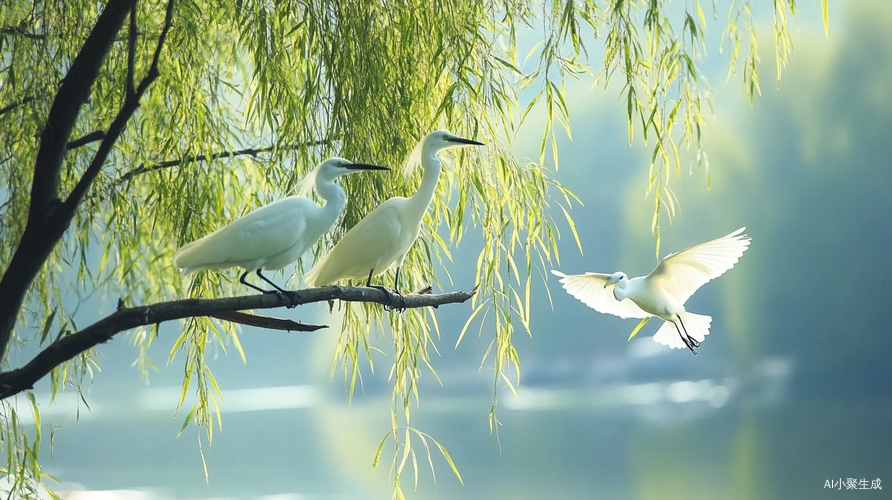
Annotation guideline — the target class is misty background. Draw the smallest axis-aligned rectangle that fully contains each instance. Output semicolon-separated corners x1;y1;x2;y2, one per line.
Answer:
7;1;891;499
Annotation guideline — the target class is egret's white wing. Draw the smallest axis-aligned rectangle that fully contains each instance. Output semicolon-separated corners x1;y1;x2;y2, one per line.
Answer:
551;270;650;319
644;227;750;304
176;197;309;269
305;203;402;286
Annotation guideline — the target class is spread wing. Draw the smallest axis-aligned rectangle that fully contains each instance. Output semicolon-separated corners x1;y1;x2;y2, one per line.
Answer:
551;270;650;319
644;227;751;304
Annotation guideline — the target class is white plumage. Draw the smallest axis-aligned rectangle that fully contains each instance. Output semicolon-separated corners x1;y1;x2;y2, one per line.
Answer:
175;157;389;295
305;130;483;293
552;227;751;354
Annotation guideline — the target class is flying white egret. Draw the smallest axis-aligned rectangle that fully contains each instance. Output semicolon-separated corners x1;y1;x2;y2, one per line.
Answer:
551;227;751;354
174;157;390;300
304;130;484;298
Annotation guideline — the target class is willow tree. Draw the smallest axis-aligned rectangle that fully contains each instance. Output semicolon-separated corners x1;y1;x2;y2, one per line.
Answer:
0;0;826;497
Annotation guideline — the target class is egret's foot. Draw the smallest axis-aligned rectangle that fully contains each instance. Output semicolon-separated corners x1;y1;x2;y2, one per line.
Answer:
388;288;407;313
265;289;301;309
370;286;407;313
369;285;392;306
682;336;699;355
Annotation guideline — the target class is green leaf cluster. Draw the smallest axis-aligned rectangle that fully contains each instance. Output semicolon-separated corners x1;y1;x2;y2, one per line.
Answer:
0;0;821;497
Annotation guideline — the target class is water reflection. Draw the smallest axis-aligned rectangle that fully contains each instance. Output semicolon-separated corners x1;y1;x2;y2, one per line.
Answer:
508;338;792;420
5;2;892;499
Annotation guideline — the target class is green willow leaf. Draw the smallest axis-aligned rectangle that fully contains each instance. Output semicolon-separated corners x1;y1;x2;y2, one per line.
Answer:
627;317;652;341
0;1;824;497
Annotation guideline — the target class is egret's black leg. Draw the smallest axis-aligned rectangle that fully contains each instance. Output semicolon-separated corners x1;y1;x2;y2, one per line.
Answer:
676;314;700;348
672;321;697;355
389;267;406;312
239;271;269;294
367;267;389;296
385;291;406;313
393;267;402;295
255;269;285;293
369;283;394;304
364;268;405;313
255;269;300;308
673;314;699;355
378;291;407;313
365;268;401;312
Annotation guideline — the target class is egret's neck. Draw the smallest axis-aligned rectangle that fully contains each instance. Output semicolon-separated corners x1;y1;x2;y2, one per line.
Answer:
612;282;629;301
315;178;348;220
408;150;443;211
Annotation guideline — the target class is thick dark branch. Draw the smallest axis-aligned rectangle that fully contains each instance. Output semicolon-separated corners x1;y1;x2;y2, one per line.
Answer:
0;26;47;39
66;130;106;150
0;285;476;400
210;311;325;332
116;139;334;183
30;0;137;220
60;0;174;215
0;0;139;361
126;6;137;97
0;96;35;117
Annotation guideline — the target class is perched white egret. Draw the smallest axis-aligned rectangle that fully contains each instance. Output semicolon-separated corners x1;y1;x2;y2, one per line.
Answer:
551;228;751;354
304;130;484;296
174;157;390;299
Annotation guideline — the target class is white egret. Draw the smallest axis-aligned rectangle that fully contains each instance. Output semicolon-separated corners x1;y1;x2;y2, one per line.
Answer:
551;228;751;354
304;130;484;298
175;157;390;300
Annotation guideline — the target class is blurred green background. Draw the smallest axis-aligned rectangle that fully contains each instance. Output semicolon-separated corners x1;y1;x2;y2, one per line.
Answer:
12;1;891;499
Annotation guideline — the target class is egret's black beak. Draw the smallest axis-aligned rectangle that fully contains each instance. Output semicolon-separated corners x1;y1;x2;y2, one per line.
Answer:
447;136;485;146
603;282;609;289
347;163;390;171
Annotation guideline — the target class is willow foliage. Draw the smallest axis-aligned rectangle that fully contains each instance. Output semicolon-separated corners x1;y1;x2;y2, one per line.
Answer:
0;0;823;497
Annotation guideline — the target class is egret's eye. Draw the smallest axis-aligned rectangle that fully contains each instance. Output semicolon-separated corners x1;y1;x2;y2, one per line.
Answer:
443;134;449;140
337;162;344;167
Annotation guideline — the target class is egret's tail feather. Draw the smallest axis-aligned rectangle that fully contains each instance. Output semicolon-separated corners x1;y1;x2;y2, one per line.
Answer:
174;230;233;273
653;312;712;349
304;255;329;288
179;266;200;276
680;312;712;342
174;238;210;272
653;321;686;349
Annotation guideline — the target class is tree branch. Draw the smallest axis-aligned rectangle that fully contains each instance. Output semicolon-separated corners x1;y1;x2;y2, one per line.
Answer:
66;130;106;150
0;96;35;117
60;0;174;215
0;26;47;40
0;0;139;361
116;139;335;183
0;285;477;400
29;0;137;221
210;311;326;332
126;6;137;97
